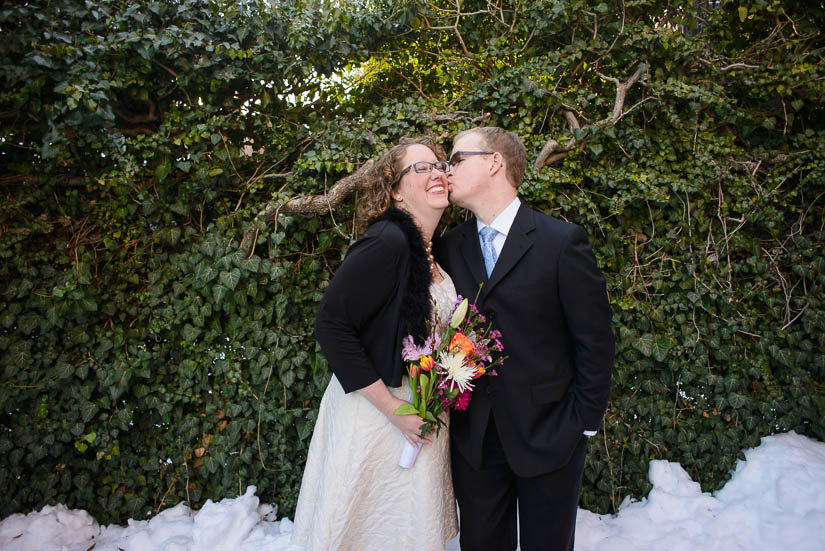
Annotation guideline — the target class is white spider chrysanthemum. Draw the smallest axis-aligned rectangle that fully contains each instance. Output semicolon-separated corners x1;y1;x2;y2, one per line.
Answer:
441;351;475;393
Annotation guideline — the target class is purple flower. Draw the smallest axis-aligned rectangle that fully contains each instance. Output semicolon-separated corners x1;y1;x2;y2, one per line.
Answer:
401;334;432;361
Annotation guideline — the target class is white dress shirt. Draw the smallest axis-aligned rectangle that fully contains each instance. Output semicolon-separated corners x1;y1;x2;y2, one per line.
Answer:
476;196;521;256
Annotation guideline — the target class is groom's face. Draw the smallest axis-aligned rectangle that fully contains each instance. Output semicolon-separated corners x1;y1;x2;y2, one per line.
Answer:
447;132;490;209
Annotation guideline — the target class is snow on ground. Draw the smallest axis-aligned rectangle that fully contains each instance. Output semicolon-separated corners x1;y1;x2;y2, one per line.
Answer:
1;431;823;551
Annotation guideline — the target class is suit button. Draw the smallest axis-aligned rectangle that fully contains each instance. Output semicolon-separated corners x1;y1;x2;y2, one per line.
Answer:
486;310;496;321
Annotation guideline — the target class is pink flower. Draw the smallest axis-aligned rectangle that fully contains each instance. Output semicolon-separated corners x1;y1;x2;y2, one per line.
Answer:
401;334;432;361
453;390;472;411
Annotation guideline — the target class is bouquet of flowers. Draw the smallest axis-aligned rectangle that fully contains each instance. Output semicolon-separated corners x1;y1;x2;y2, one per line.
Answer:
395;297;504;468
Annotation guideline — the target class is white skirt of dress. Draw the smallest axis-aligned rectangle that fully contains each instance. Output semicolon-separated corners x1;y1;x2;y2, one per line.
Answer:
291;374;457;551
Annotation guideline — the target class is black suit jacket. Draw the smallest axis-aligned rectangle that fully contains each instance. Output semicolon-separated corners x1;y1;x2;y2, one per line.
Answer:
435;203;614;477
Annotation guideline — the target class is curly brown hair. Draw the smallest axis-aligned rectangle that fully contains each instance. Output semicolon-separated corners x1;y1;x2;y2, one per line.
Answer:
355;136;447;232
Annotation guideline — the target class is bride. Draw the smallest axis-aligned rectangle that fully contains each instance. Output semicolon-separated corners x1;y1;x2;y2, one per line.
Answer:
291;137;458;551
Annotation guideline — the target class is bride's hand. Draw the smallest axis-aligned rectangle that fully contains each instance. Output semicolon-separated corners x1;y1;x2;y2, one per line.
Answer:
354;380;433;446
389;406;433;447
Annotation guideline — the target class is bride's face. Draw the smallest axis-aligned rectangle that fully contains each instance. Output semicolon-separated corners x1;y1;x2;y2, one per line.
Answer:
392;144;450;217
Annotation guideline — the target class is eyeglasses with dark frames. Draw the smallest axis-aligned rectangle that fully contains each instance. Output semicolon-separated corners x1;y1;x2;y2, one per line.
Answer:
393;161;451;184
449;151;495;166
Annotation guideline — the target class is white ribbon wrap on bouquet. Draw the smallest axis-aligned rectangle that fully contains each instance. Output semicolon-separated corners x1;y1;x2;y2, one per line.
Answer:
399;441;422;468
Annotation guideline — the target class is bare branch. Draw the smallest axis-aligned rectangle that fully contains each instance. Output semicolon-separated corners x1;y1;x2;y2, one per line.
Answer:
535;138;575;169
563;110;581;131
152;59;180;79
119;126;157;137
721;63;761;71
535;64;649;169
389;66;431;100
112;98;159;124
0;174;87;187
598;64;646;123
240;160;375;252
258;172;293;179
613;96;656;125
425;111;490;123
534;110;580;168
602;0;625;58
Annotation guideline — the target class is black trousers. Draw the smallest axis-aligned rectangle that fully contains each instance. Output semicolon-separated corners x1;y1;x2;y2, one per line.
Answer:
452;416;589;551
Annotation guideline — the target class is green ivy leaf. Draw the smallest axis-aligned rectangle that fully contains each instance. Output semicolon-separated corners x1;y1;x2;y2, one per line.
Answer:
633;334;653;357
219;268;241;290
80;403;98;423
728;393;746;409
194;262;217;284
212;285;229;304
155;157;171;182
218;254;233;271
651;336;671;362
200;239;216;258
182;324;201;342
296;417;313;440
317;233;331;252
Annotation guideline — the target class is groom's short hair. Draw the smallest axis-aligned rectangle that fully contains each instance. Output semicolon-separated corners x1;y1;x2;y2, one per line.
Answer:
455;126;527;188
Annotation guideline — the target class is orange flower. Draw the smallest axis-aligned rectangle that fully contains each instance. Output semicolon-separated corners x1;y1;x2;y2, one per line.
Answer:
419;355;435;372
449;332;475;356
472;364;486;379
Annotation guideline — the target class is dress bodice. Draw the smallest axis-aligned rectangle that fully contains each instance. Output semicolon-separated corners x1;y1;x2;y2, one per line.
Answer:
430;265;459;324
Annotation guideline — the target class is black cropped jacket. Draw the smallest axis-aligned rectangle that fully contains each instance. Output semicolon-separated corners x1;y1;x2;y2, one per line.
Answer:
314;208;432;393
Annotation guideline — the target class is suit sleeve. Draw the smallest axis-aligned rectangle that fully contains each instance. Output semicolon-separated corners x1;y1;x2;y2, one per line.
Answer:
557;225;614;430
314;225;407;393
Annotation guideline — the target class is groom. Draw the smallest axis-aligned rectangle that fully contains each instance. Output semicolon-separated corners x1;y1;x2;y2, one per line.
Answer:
435;127;614;551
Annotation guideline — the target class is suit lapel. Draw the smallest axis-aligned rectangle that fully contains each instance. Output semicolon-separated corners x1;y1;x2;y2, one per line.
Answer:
484;204;535;297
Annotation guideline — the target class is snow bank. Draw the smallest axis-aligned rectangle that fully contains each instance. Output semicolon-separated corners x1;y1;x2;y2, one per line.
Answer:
1;431;823;551
0;486;297;551
576;431;825;551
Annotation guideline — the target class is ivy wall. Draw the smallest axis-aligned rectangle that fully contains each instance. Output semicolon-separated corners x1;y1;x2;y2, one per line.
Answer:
1;0;823;523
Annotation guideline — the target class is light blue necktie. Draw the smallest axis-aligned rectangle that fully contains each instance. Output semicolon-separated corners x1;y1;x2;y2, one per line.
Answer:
479;226;499;277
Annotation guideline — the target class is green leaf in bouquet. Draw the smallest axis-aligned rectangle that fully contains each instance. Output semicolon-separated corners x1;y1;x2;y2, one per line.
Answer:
410;375;419;406
393;403;419;416
427;369;438;397
419;373;430;405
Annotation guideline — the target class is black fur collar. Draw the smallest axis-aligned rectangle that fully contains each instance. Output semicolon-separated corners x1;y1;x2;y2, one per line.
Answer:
372;208;432;343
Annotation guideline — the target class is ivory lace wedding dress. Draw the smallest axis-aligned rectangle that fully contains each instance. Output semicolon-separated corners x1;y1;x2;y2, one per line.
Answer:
291;267;459;551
